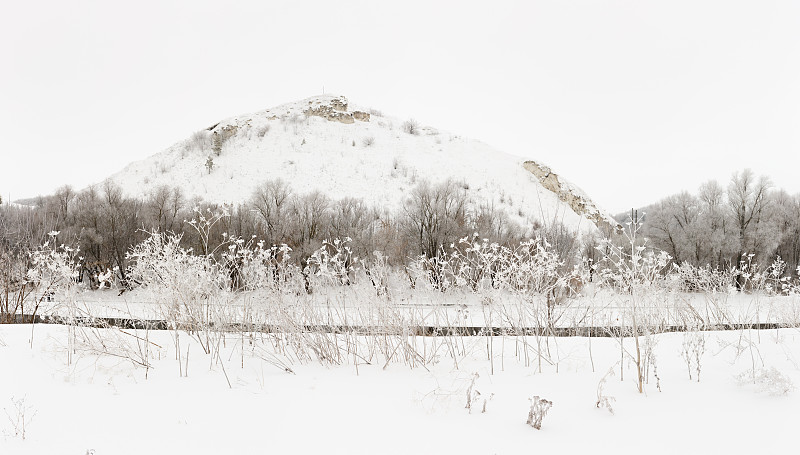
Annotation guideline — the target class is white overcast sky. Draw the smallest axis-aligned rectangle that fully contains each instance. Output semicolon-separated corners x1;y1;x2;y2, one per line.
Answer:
2;0;799;213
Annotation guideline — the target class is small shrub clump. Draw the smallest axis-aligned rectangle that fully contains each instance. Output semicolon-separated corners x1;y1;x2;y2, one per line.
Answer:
736;367;795;396
402;119;420;135
526;396;553;430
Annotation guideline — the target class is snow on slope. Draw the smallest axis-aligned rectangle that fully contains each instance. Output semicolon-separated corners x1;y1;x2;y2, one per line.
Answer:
105;95;617;234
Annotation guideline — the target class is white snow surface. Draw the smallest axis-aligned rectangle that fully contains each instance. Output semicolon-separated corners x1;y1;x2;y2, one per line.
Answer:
104;95;610;234
1;323;797;454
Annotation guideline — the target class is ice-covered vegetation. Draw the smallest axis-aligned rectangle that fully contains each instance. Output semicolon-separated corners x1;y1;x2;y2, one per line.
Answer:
641;169;800;282
3;196;800;376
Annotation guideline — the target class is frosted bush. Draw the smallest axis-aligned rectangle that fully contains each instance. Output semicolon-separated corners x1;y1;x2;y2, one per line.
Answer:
362;251;391;297
27;232;81;294
127;232;224;299
730;254;789;294
672;263;734;293
597;242;671;292
26;231;82;325
306;238;356;287
736;367;795;396
223;240;297;293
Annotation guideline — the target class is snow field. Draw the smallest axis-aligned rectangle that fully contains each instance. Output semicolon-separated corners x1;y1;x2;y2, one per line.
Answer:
1;321;798;454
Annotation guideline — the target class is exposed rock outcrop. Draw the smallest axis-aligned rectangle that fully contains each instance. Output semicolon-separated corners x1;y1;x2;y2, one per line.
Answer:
302;96;370;124
523;161;621;235
352;111;370;122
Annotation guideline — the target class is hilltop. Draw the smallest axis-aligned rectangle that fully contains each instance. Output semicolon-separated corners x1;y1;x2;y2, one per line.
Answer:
104;95;618;234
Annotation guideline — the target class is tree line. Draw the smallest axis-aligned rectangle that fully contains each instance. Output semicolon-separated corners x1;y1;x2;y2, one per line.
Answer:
640;169;800;281
6;168;794;294
1;178;585;289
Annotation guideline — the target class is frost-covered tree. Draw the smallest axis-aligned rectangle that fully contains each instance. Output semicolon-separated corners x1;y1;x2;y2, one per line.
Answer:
469;202;525;247
771;190;800;276
99;181;142;284
0;207;40;323
288;190;331;257
221;203;260;241
645;192;702;265
54;185;75;228
696;180;735;268
145;185;186;234
73;185;104;265
250;179;293;246
727;169;777;277
644;171;779;275
59;183;143;287
403;179;468;259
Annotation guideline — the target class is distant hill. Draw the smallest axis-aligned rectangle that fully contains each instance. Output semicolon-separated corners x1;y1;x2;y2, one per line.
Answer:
102;95;619;234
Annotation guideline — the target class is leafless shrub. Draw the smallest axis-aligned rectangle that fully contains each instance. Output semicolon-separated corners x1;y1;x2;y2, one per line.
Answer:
3;396;36;440
681;329;706;382
596;366;616;415
190;130;211;153
402;119;420;135
283;114;304;135
465;372;481;413
526;396;552;430
73;321;161;374
255;124;271;138
362;136;375;147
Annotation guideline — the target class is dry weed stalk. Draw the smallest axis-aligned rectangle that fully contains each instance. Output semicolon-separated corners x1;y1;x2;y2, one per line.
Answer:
526;396;552;430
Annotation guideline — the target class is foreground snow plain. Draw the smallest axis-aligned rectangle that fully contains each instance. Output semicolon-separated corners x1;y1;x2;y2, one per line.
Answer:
2;314;798;454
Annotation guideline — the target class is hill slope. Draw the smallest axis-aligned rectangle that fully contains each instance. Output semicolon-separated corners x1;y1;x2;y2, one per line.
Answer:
105;95;618;234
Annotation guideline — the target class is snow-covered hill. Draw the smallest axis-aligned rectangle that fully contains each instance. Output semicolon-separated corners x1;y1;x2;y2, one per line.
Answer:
105;95;619;234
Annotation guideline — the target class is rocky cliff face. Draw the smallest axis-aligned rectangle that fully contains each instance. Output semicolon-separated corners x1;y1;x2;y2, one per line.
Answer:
522;161;621;235
303;96;370;124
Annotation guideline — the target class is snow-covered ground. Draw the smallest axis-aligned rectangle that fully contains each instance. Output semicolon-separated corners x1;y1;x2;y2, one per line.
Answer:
32;286;800;330
1;321;797;454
